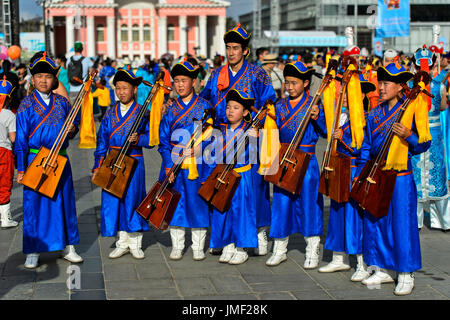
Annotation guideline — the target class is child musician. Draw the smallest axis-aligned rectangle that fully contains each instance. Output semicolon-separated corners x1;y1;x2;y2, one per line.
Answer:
158;60;213;261
318;74;376;282
263;59;326;269
92;68;150;260
359;62;431;295
208;89;262;265
15;52;82;269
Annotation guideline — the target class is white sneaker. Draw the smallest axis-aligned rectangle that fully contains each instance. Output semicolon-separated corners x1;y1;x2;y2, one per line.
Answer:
62;245;83;263
109;247;129;259
304;236;320;269
0;203;18;228
169;248;183;260
228;248;248;265
24;253;40;269
265;237;289;266
128;233;145;260
254;228;268;256
169;227;185;261
193;250;206;261
191;228;207;261
394;273;415;296
318;253;350;273
351;267;371;282
219;243;235;263
362;269;395;286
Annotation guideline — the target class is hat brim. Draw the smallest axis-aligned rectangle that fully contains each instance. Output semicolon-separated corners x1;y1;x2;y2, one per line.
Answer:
377;66;413;84
283;64;314;80
29;61;60;76
361;81;376;94
113;70;143;86
226;89;254;110
171;64;200;79
224;31;251;47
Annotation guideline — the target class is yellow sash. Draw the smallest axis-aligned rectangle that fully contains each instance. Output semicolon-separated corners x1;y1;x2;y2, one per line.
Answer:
78;91;97;149
149;80;165;147
384;82;431;171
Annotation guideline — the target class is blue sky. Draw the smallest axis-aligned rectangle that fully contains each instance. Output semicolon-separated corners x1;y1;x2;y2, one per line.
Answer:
20;0;252;21
20;0;43;20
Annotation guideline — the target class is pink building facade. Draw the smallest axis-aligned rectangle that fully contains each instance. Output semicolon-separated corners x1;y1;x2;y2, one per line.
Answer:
47;0;229;60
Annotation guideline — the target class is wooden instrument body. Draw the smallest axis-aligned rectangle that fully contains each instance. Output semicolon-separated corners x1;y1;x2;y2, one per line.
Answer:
21;146;68;199
92;148;137;199
264;143;311;195
136;181;181;230
198;164;241;213
318;152;351;203
350;160;397;218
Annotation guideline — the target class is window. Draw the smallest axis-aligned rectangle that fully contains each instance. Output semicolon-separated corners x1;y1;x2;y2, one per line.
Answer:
121;24;128;42
96;24;105;42
143;24;151;41
323;5;338;16
132;24;139;42
167;24;175;41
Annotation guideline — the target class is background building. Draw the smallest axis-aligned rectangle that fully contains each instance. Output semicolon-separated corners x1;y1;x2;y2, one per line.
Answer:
46;0;229;59
240;0;450;55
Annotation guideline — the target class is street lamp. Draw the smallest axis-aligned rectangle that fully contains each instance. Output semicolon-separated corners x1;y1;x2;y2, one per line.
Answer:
35;0;52;56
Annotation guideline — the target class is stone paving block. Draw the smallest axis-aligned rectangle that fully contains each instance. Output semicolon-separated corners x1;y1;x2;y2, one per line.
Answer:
76;257;103;273
71;289;106;300
186;293;258;300
103;263;138;281
257;291;296;300
244;273;321;292
176;276;217;297
76;272;104;290
0;275;34;300
209;275;251;294
291;289;334;300
35;262;71;284
135;262;172;280
32;282;69;300
105;279;178;300
268;258;306;274
430;284;450;299
305;270;361;291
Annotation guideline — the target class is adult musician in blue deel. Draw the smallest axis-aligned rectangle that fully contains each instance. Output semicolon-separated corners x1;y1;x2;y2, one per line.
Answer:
200;23;276;257
358;62;431;296
92;68;150;260
262;59;326;269
158;60;213;261
15;52;83;269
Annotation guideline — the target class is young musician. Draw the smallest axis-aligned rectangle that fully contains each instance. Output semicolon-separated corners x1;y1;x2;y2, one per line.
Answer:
92;68;150;260
158;60;213;261
359;62;431;295
318;75;376;282
208;89;261;264
15;52;83;269
264;59;326;268
200;23;277;256
0;78;18;228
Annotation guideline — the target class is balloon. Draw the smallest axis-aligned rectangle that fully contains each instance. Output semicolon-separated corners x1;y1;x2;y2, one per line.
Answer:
0;46;7;60
8;45;21;60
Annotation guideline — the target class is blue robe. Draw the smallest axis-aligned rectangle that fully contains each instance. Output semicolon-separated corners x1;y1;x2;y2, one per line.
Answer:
208;120;261;248
200;59;276;229
269;93;327;239
412;71;449;200
99;65;117;106
93;101;150;237
136;68;156;107
15;92;80;254
438;70;450;178
158;94;212;228
361;97;431;272
324;121;365;255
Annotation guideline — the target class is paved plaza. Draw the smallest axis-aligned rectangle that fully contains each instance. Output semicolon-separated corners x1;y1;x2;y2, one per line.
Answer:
1;119;450;301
